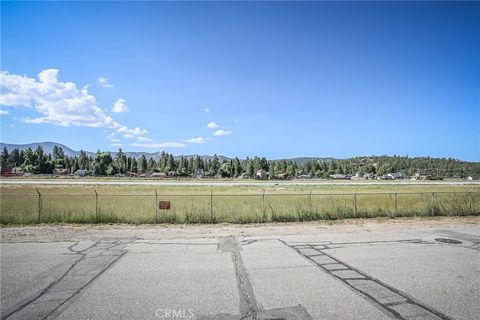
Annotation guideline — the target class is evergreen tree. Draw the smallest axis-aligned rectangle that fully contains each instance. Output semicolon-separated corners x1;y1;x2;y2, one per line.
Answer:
210;155;220;175
1;146;9;167
137;155;147;173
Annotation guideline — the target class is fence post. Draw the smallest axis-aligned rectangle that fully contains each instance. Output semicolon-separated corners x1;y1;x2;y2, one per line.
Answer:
36;189;42;224
431;191;435;216
353;191;357;216
309;190;313;212
155;189;158;223
94;189;99;222
262;190;266;221
210;190;213;222
394;192;398;216
468;190;472;213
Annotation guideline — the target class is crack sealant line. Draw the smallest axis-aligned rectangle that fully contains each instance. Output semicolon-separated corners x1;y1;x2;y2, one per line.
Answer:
279;240;453;320
2;240;128;320
44;251;126;320
1;253;84;320
218;237;260;320
316;249;453;320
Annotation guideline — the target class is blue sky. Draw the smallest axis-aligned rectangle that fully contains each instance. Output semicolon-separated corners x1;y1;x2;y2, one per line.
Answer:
1;1;479;161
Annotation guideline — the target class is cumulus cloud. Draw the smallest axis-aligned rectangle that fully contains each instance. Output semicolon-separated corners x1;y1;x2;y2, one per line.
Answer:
112;98;128;113
0;108;9;115
0;69;148;139
111;143;123;147
137;136;153;142
131;142;187;149
98;77;114;88
207;122;219;129
117;126;148;136
186;137;207;144
214;130;232;136
203;108;210;113
123;133;135;139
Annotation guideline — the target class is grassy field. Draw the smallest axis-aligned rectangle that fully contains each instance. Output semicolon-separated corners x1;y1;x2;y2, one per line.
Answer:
1;182;479;224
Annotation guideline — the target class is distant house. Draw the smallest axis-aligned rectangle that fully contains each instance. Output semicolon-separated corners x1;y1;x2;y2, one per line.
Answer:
274;173;290;180
387;172;407;180
362;172;374;180
151;172;166;179
377;175;390;180
194;169;205;178
1;166;23;176
53;168;68;176
467;174;480;181
238;173;249;179
0;165;11;176
125;171;138;178
329;174;350;180
412;172;431;181
255;169;268;179
74;169;89;177
298;174;311;179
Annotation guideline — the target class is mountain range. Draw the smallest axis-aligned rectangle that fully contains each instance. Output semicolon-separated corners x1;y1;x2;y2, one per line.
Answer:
0;142;333;163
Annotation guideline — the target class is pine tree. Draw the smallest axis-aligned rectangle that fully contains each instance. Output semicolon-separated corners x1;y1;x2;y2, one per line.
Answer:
1;146;9;167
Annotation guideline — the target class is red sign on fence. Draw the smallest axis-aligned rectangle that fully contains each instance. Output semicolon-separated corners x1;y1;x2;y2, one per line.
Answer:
159;201;171;210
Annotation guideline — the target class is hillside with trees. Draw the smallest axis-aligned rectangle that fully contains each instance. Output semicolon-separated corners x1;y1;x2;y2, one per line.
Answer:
1;145;479;179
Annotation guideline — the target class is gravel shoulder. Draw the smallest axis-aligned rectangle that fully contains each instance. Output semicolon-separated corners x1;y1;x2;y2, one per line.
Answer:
1;216;478;241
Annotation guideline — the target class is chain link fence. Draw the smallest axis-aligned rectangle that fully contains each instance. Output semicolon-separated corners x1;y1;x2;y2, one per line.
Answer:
1;190;479;224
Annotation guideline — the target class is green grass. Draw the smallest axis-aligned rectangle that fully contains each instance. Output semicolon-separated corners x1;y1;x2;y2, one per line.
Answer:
1;184;479;225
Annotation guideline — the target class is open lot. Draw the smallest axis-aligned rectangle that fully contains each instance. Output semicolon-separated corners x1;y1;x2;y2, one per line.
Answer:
1;180;479;224
1;218;479;320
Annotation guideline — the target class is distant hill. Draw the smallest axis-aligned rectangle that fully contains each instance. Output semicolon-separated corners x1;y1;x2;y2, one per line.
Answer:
0;141;85;158
0;141;333;163
275;157;337;164
0;142;231;161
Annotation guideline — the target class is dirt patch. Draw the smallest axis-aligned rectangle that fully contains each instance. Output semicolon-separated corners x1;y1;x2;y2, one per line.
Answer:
1;216;478;241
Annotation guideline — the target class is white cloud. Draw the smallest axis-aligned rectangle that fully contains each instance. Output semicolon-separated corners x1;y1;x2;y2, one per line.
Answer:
117;126;148;136
111;143;123;147
123;133;135;139
207;122;219;129
137;136;153;142
203;108;210;113
0;69;148;139
131;142;187;149
186;137;207;144
214;129;232;136
234;118;239;122
0;108;9;115
112;98;129;113
98;77;114;88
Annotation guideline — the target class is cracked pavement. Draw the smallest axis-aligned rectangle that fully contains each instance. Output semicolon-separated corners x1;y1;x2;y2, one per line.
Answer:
1;221;479;320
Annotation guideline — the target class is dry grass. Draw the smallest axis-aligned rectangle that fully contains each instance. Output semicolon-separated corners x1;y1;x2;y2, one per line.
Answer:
1;183;479;224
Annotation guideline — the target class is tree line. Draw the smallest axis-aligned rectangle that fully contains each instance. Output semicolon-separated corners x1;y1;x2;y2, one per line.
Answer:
1;146;479;178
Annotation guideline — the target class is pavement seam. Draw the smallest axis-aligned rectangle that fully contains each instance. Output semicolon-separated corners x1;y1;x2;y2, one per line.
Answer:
218;236;260;320
281;240;454;320
44;250;127;320
2;239;132;320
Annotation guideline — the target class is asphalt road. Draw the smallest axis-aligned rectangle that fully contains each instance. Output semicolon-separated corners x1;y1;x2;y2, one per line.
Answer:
1;222;479;320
